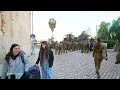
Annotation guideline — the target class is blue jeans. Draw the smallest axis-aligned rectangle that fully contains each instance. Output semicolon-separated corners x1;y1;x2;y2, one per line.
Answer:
41;58;52;79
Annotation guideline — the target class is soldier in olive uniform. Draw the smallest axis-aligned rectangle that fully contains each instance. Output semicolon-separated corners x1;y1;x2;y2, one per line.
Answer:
58;42;63;55
68;42;72;52
71;41;74;52
86;41;89;53
64;42;68;53
81;41;84;53
78;42;80;51
93;37;105;79
55;41;59;55
83;41;87;53
115;40;120;64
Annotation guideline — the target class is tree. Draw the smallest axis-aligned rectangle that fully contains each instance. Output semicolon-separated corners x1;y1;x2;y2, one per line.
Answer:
78;30;90;41
109;17;120;41
48;18;56;41
64;33;75;42
98;21;110;41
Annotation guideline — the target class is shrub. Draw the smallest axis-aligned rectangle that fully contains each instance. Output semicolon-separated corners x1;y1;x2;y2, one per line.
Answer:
104;40;115;48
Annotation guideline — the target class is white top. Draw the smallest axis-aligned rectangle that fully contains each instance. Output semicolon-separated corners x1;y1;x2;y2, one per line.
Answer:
7;58;16;78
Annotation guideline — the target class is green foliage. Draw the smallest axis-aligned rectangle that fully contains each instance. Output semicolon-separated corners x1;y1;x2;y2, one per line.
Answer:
48;18;56;32
104;40;116;48
48;18;56;41
98;21;110;40
78;30;90;40
109;17;120;41
98;16;120;41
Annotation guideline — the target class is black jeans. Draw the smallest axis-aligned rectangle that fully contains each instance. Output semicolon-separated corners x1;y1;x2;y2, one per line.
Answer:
6;73;29;79
20;72;29;79
6;74;15;79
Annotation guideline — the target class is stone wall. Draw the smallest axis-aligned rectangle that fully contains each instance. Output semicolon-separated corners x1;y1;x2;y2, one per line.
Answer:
0;11;31;63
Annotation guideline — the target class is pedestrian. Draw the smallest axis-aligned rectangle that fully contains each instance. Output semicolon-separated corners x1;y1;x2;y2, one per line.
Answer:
90;42;93;52
93;37;105;79
115;40;120;64
35;41;54;79
1;44;30;79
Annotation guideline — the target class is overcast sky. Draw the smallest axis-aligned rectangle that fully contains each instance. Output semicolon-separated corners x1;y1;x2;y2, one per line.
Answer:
32;11;120;41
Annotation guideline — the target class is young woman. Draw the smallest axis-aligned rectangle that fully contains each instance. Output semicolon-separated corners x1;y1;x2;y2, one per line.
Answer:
36;41;54;79
1;44;30;79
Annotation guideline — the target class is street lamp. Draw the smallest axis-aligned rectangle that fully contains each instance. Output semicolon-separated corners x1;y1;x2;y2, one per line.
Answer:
32;11;33;34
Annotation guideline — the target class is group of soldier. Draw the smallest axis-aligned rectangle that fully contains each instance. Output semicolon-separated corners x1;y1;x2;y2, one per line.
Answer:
49;40;94;55
48;38;120;65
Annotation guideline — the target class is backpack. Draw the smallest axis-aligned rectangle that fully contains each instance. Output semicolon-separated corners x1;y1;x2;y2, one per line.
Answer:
21;50;26;64
28;65;41;79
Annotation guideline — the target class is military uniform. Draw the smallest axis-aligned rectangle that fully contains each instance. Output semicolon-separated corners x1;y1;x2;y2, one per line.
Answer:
81;42;84;53
93;43;104;72
55;42;59;55
115;45;120;64
83;42;87;53
58;42;62;55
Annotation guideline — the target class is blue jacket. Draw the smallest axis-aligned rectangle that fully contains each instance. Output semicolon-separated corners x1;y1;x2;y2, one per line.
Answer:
1;53;30;79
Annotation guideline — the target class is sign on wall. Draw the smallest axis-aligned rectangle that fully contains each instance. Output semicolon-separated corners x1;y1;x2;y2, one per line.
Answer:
30;34;35;39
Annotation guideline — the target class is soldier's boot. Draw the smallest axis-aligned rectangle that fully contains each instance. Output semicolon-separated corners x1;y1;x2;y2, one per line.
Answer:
65;50;67;53
97;71;100;79
96;70;100;79
81;50;83;53
115;60;120;64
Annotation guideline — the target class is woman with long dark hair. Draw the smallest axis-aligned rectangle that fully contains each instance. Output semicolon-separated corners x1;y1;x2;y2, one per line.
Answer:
36;41;54;79
1;44;30;79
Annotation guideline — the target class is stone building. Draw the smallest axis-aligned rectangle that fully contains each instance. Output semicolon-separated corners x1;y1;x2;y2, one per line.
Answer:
0;11;31;63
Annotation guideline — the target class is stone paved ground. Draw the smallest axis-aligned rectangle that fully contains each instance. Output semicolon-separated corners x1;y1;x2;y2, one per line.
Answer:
29;47;120;79
0;47;119;79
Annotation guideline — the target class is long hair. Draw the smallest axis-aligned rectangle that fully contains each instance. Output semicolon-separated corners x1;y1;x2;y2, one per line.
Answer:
5;44;20;63
39;41;48;65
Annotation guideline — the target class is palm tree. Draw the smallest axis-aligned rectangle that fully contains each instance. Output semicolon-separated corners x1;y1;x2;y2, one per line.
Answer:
48;18;56;41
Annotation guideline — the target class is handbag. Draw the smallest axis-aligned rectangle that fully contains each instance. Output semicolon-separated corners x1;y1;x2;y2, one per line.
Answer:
102;47;108;60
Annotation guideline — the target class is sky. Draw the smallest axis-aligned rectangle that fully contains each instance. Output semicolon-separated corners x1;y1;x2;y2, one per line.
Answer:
32;11;120;42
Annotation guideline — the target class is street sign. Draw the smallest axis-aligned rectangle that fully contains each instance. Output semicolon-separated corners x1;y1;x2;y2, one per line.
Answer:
30;34;35;39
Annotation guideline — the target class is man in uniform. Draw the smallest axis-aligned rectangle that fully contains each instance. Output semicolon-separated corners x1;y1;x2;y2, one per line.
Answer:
115;40;120;64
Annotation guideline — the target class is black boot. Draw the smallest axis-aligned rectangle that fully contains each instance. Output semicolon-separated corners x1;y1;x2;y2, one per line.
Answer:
96;71;100;79
115;60;120;64
97;72;100;79
96;70;99;74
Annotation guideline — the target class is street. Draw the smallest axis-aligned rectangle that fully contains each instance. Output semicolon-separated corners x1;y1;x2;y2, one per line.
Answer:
29;47;120;79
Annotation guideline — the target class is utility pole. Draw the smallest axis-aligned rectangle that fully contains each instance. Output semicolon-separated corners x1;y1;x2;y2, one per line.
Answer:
32;11;33;34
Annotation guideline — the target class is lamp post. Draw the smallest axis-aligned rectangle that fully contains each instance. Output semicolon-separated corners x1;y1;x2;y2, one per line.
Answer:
32;11;33;34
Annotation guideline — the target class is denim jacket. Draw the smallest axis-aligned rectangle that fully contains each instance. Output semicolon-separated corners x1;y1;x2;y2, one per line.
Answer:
1;54;30;79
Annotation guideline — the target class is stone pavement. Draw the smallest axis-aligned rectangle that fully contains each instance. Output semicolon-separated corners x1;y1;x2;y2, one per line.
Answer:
29;48;120;79
0;48;119;79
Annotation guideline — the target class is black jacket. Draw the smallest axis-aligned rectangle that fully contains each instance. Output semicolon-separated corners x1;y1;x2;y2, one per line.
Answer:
36;48;54;67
